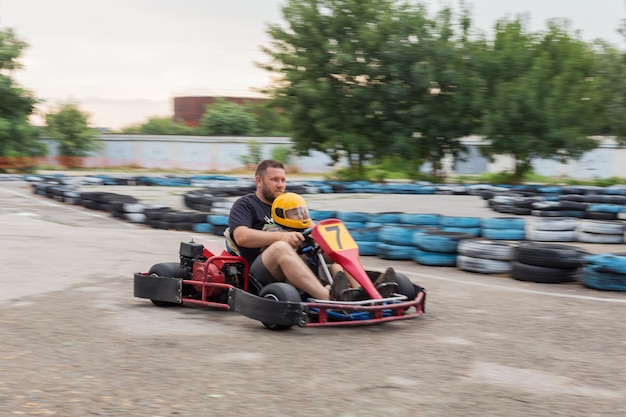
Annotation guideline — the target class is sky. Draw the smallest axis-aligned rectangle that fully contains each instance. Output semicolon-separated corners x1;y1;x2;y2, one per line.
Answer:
1;0;625;129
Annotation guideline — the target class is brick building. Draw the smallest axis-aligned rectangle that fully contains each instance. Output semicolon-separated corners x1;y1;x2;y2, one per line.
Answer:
173;95;270;127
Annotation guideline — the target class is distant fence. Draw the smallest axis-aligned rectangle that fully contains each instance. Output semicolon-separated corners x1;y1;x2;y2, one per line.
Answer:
2;135;336;174
2;134;625;178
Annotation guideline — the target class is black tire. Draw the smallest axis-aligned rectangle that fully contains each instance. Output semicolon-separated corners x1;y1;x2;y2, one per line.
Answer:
559;200;588;211
148;262;190;306
458;239;517;261
585;212;619;220
365;270;417;300
394;272;418;300
511;261;578;284
516;242;588;269
457;255;512;274
258;282;302;330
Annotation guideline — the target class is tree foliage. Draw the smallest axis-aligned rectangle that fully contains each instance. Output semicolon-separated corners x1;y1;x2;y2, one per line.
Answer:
591;18;626;142
261;1;624;181
45;102;100;157
242;100;291;136
239;139;262;166
0;26;45;171
118;117;197;135
262;0;484;178
199;98;257;136
262;0;403;175
479;17;600;182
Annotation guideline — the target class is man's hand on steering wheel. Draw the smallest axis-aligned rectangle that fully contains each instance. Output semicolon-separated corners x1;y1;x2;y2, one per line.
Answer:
280;231;305;249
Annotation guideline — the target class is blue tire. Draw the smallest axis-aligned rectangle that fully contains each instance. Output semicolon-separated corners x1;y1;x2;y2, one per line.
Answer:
375;242;416;260
368;212;403;224
342;221;366;230
192;223;214;233
207;214;229;226
482;228;526;240
439;216;481;228
581;265;626;291
356;241;378;256
481;217;526;230
336;211;370;223
412;230;473;253
398;213;440;226
412;249;457;266
310;210;336;221
585;253;626;274
441;226;481;236
350;227;381;243
378;225;425;245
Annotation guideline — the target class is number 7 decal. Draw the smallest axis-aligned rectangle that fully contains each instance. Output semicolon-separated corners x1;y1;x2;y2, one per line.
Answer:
324;225;342;249
318;222;358;252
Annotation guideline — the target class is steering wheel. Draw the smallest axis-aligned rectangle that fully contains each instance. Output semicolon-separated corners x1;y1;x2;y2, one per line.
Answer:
296;227;315;255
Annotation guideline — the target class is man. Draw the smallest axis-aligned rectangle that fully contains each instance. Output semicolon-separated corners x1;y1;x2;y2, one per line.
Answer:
227;159;396;300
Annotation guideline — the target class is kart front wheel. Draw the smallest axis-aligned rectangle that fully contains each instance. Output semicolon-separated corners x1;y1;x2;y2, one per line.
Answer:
258;282;302;330
366;269;417;300
394;272;418;300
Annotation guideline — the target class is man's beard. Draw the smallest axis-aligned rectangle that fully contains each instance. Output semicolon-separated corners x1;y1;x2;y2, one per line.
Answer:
261;182;278;202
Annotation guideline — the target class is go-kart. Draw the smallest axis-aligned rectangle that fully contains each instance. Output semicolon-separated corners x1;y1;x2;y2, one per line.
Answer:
133;218;426;329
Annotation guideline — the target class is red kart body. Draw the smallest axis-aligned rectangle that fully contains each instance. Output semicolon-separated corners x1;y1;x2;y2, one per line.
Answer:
134;219;426;329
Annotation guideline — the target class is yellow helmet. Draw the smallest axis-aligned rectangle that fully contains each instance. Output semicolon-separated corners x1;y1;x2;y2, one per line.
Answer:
272;192;311;230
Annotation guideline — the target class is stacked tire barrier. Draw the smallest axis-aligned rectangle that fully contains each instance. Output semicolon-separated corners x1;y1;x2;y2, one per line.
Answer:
310;210;337;222
581;253;626;291
485;185;626;222
457;239;517;274
511;242;588;284
365;211;403;228
351;226;382;256
376;225;424;260
184;189;234;213
20;174;626;292
335;211;370;230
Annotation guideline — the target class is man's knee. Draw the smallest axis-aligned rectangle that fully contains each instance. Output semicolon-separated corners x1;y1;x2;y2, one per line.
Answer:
265;240;296;256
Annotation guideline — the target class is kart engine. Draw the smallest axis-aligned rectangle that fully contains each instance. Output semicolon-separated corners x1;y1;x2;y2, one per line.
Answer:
179;241;243;298
192;262;225;297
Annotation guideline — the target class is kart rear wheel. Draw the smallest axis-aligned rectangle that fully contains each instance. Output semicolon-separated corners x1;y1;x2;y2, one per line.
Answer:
258;282;302;330
148;262;189;306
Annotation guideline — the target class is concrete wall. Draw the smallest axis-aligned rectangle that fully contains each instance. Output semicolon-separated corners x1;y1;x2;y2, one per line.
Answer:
42;135;336;174
486;137;621;179
41;134;624;178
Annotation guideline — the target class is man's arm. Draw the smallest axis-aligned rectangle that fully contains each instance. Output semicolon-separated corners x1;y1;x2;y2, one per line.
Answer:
233;226;304;250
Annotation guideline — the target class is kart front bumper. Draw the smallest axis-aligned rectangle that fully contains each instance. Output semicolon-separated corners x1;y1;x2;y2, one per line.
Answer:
228;286;426;327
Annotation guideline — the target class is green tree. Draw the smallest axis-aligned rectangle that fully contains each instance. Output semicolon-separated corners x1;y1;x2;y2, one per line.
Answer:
384;4;484;178
118;117;197;135
479;17;599;182
270;145;292;164
199;98;257;136
262;0;412;177
45;102;100;163
0;26;45;171
592;19;626;142
262;0;482;179
243;100;291;136
239;139;262;166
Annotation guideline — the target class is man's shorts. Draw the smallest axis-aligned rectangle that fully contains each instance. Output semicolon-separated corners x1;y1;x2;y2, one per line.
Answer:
249;255;276;287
